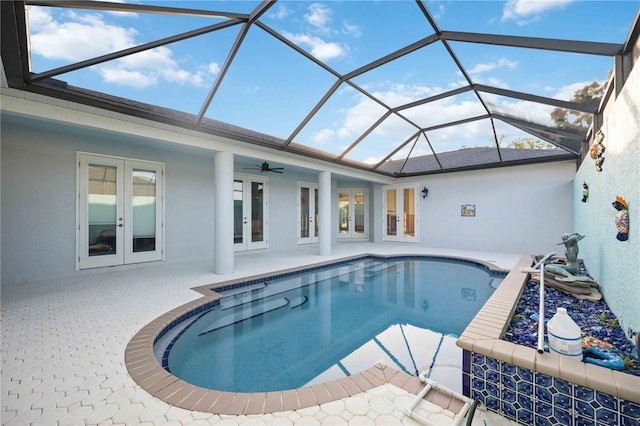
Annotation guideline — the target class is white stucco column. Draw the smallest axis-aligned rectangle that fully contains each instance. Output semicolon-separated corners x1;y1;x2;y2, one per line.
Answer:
318;171;331;256
214;151;234;274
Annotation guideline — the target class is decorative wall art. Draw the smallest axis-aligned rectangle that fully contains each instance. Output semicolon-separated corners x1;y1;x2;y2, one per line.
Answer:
612;196;629;241
461;204;476;217
582;182;589;202
589;130;606;172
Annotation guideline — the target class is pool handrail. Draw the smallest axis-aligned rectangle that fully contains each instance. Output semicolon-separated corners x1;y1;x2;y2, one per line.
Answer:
531;252;556;354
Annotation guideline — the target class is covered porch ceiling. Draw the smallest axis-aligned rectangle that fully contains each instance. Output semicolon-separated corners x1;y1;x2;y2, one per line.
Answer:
2;1;638;176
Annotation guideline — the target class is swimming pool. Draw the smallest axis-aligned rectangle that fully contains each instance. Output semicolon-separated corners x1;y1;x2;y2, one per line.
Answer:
154;256;504;394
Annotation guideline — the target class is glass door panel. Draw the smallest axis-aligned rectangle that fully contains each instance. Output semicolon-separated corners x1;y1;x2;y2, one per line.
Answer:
131;169;156;253
386;189;398;237
234;180;244;244
314;188;319;238
383;184;418;242
298;182;318;244
87;163;119;258
338;189;368;239
403;187;415;237
125;160;163;263
235;174;268;251
354;192;365;235
251;181;264;243
338;192;350;235
300;187;310;239
79;154;164;270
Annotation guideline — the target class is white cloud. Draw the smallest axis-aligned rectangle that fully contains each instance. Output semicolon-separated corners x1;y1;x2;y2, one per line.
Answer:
305;3;333;33
99;67;157;88
28;7;136;61
207;63;221;75
27;6;219;89
362;155;385;165
368;83;442;107
312;128;335;145
468;58;518;76
335;96;387;140
283;32;346;61
270;4;292;20
430;3;446;20
342;20;361;38
553;80;595;100
502;0;574;25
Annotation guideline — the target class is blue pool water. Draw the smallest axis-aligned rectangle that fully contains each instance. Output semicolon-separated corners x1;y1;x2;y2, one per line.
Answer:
155;257;503;393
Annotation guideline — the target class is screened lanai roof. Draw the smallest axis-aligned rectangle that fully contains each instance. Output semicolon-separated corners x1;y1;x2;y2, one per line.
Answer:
2;1;639;176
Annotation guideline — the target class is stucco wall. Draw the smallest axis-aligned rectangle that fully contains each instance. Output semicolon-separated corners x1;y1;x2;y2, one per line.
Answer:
410;161;576;255
573;59;640;335
1;115;217;284
1;110;579;284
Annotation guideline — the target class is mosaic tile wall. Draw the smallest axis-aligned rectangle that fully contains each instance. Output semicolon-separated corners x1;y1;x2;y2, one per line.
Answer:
462;350;640;426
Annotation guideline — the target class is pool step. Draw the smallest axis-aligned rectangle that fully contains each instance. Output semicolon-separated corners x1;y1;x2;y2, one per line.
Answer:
198;297;290;336
218;259;401;306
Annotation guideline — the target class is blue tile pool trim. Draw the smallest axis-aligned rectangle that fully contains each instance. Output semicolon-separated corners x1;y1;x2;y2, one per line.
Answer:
211;254;507;294
463;350;640;425
154;299;220;343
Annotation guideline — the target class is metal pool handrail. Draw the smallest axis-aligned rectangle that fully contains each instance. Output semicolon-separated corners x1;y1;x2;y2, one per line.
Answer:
531;252;556;354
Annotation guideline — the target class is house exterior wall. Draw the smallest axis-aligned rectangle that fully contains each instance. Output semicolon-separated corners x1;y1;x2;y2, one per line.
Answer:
1;115;218;284
573;53;640;335
404;161;576;255
1;109;579;285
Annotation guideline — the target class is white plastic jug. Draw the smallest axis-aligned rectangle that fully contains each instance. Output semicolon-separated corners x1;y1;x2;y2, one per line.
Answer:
547;307;582;360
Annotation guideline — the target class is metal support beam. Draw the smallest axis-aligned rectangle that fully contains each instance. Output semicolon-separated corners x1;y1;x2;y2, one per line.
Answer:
441;31;623;56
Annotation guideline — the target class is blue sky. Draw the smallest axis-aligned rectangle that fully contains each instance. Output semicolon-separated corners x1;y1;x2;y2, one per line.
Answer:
26;1;639;165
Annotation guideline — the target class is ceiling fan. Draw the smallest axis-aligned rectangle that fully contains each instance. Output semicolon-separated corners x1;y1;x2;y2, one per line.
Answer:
244;161;284;174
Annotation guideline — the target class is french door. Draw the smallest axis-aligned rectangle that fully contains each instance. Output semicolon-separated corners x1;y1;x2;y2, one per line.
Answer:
78;153;164;269
297;182;318;244
234;174;268;251
338;189;368;239
382;183;419;243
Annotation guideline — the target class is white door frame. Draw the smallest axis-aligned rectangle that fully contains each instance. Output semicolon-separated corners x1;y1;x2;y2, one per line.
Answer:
234;173;269;251
382;183;419;243
337;188;369;240
77;153;164;270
